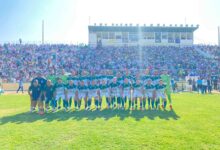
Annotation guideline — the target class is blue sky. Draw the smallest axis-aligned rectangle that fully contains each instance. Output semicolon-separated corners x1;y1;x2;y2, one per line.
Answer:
0;0;220;44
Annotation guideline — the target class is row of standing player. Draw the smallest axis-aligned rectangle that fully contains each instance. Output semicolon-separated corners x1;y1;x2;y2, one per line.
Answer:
28;74;172;115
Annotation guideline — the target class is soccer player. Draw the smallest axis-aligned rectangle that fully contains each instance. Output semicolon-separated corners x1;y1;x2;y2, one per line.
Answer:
152;70;162;109
88;80;100;110
67;72;79;110
44;80;54;112
77;80;88;109
155;79;167;110
152;70;161;86
161;70;173;110
122;69;134;104
121;78;131;109
110;77;120;109
60;69;68;84
141;69;152;85
132;79;144;110
68;70;79;86
65;80;77;111
117;72;124;85
81;71;90;109
99;79;111;109
28;80;43;114
53;77;66;112
115;76;123;109
145;79;155;110
123;69;134;84
106;71;114;84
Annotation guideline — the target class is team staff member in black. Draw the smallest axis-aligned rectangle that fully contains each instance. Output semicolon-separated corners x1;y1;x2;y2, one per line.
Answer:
28;80;44;114
31;73;47;114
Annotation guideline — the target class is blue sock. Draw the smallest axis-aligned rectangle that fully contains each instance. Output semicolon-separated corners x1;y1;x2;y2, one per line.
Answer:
148;98;151;106
140;102;142;108
78;100;81;108
95;99;98;107
74;101;78;108
85;100;87;108
69;98;72;107
164;101;167;108
88;99;91;107
157;99;160;106
112;97;115;106
117;97;121;105
66;101;69;108
52;100;55;108
63;100;66;108
107;98;110;107
122;99;125;108
63;100;65;108
143;100;146;108
155;101;158;108
90;99;93;107
152;100;155;108
129;100;131;108
135;99;137;106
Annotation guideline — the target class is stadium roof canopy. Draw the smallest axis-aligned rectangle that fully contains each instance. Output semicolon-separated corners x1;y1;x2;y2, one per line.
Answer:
88;24;199;32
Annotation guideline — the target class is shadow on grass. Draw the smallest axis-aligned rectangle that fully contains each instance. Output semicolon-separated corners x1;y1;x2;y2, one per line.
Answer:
0;109;180;125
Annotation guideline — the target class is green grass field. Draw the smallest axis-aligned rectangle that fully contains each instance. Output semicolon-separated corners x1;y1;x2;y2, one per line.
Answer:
0;93;220;150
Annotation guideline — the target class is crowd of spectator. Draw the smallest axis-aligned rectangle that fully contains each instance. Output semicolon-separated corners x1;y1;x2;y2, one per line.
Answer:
0;44;219;85
197;45;220;59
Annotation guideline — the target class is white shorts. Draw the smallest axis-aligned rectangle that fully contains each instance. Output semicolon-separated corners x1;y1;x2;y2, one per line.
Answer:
88;91;98;99
55;94;65;100
78;91;87;99
156;92;166;99
133;91;143;98
123;91;130;98
111;92;120;97
67;94;75;100
146;92;153;98
100;91;110;97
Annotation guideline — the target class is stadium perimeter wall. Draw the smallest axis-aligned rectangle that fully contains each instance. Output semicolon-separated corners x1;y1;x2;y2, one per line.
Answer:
2;83;30;91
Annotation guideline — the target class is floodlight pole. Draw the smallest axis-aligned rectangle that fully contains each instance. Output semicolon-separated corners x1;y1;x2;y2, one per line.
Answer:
42;20;44;45
218;26;220;46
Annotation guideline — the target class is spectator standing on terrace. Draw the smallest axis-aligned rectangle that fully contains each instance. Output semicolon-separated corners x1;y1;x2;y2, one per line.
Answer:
202;78;208;94
211;76;218;90
192;79;196;91
171;79;175;92
187;78;193;92
16;78;24;93
0;76;3;94
197;78;202;94
0;76;2;89
207;78;212;93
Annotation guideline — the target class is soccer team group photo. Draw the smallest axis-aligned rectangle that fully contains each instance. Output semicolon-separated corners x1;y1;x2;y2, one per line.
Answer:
28;70;173;114
0;0;220;149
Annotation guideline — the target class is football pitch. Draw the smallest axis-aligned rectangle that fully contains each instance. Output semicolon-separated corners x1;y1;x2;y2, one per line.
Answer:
0;93;219;150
